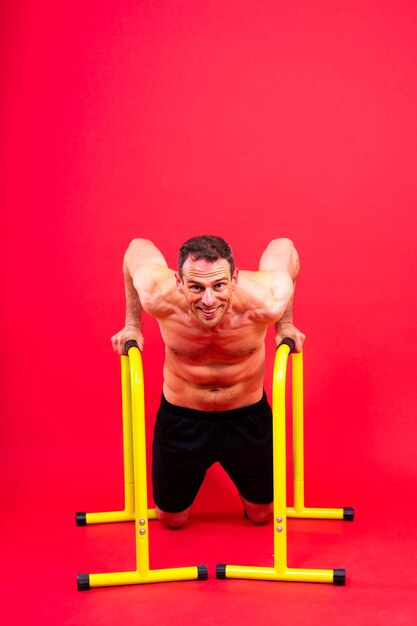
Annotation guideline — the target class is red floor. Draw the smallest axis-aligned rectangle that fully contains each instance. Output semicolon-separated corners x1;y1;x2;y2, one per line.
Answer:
3;457;417;625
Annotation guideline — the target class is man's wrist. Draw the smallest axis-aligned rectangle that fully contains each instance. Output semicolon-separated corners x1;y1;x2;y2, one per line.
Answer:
124;321;142;329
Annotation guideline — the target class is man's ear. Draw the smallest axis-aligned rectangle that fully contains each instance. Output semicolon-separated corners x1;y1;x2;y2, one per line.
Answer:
231;268;239;290
175;272;184;294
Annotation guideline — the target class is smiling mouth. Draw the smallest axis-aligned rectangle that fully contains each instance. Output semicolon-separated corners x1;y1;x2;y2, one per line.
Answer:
198;306;220;317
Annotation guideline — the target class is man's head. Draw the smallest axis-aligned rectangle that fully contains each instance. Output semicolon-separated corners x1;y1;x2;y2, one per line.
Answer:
177;235;235;279
176;235;238;328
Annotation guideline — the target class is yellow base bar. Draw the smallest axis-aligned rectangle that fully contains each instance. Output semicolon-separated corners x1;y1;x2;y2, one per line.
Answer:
286;507;345;520
81;566;205;589
82;508;157;525
85;511;134;524
220;565;337;584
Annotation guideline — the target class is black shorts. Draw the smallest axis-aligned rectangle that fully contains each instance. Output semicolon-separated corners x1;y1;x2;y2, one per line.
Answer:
152;392;273;513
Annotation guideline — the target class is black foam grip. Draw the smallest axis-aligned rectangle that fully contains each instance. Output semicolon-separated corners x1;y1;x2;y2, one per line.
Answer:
124;340;139;353
278;337;296;352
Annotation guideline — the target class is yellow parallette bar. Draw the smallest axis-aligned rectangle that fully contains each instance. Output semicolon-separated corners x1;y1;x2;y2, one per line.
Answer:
223;565;335;584
85;511;135;524
89;566;201;588
286;507;345;520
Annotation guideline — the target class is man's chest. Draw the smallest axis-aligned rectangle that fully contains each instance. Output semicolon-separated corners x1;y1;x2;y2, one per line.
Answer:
158;315;266;363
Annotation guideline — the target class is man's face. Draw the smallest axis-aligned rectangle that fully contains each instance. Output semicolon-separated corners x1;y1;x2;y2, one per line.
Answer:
176;258;238;328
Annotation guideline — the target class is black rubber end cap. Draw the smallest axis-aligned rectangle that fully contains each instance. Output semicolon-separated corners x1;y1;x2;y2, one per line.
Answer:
216;564;227;579
124;340;138;353
343;507;355;521
278;337;296;352
333;569;346;586
76;512;87;526
77;574;91;591
197;565;208;581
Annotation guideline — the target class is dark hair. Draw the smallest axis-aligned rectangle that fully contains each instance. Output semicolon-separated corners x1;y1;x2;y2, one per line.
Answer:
178;235;235;277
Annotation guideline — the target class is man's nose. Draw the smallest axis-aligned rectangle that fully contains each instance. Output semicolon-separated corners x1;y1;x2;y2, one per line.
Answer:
202;288;215;305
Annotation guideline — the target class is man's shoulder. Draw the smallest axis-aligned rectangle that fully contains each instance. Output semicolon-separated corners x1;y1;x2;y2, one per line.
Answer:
236;270;291;322
235;270;271;315
236;269;271;298
134;267;181;317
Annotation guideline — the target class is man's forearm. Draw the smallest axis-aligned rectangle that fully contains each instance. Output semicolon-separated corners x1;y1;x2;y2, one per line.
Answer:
123;260;143;329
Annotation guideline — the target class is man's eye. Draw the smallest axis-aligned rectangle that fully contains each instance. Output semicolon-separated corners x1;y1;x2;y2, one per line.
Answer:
214;283;225;290
190;285;203;292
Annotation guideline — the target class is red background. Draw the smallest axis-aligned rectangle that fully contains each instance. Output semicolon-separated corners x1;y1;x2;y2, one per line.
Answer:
1;1;417;624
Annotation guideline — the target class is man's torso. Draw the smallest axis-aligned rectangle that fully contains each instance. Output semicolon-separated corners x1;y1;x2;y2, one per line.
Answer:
140;269;283;411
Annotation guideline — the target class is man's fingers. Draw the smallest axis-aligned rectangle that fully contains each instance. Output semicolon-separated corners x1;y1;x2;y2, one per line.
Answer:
111;328;144;356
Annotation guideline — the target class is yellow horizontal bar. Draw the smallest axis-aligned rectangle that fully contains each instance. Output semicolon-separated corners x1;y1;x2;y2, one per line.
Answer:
284;568;335;583
84;508;157;525
286;507;345;520
89;566;201;588
85;511;135;524
223;565;335;584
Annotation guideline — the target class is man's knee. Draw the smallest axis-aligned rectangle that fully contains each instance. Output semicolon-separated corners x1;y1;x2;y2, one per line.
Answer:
242;499;273;525
155;505;191;529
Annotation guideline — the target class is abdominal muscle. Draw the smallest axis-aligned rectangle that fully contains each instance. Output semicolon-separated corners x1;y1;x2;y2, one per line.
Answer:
162;347;266;411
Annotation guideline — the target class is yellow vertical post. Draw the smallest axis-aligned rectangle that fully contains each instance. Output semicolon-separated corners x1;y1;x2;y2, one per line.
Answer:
272;343;291;573
128;347;150;577
121;356;135;516
292;351;305;514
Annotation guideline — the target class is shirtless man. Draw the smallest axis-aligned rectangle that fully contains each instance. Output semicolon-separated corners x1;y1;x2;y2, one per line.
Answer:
111;235;305;528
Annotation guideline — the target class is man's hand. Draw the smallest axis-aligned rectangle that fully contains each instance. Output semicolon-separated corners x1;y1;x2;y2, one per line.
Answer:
275;322;306;353
111;324;144;355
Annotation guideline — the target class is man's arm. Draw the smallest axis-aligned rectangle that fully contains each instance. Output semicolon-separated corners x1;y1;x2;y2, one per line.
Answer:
259;238;306;352
111;239;169;355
